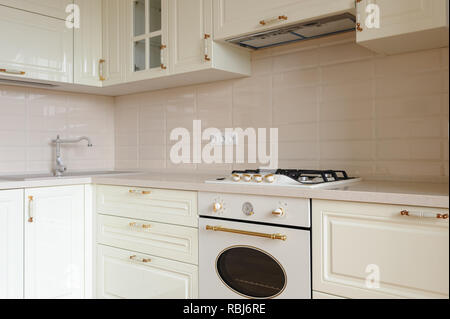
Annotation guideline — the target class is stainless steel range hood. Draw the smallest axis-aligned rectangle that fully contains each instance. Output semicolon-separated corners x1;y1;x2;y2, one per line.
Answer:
226;13;356;50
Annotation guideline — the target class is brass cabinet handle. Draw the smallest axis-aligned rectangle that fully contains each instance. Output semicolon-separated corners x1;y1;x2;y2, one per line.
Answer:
28;196;34;223
0;68;26;75
99;59;106;81
400;210;449;220
204;34;211;61
259;15;288;26
129;255;151;263
206;225;287;241
128;221;151;229
160;64;167;70
129;189;151;195
356;22;363;32
160;44;167;70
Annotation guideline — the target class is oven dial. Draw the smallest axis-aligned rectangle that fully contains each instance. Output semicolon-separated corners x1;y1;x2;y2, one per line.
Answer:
272;208;285;217
232;174;241;182
243;174;252;182
242;202;254;216
213;202;223;213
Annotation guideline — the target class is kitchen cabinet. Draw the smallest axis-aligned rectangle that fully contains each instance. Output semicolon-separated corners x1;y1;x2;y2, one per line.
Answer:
0;190;24;299
74;0;103;86
0;5;73;83
313;200;449;299
97;245;198;299
0;0;73;20
101;0;128;86
24;185;85;299
126;0;169;82
356;0;449;55
213;0;355;40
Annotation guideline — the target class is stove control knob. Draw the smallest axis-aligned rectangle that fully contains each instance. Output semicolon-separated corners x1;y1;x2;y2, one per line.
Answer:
272;208;285;217
254;174;263;183
265;174;275;183
242;202;254;216
243;174;252;182
213;202;223;213
232;174;241;182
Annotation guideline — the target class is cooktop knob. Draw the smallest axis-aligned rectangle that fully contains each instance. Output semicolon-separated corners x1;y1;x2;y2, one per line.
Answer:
264;174;275;183
242;202;254;216
243;174;252;182
272;208;285;217
254;174;263;183
213;202;222;213
231;174;241;182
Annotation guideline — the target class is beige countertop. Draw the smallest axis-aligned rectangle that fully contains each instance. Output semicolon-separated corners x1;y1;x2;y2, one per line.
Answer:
0;171;448;209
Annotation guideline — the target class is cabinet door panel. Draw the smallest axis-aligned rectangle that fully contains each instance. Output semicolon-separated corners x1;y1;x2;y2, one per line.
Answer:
313;200;449;299
97;245;198;299
0;6;73;83
0;190;24;299
24;186;85;299
0;0;73;20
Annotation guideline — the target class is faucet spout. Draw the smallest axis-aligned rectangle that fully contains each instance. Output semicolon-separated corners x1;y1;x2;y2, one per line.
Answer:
52;135;93;176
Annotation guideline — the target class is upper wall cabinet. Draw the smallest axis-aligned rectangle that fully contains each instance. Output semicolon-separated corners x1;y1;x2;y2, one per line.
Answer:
213;0;355;40
356;0;449;55
74;0;103;86
0;5;73;83
0;0;73;20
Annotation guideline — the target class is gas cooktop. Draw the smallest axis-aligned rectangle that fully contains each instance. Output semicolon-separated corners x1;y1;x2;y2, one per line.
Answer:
206;169;361;188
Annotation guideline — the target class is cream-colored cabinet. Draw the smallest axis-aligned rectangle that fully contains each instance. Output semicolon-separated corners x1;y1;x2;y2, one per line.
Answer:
97;245;198;299
74;0;103;86
213;0;355;40
356;0;449;54
24;186;85;299
0;190;24;299
0;0;73;20
313;200;449;299
0;5;73;83
101;0;128;86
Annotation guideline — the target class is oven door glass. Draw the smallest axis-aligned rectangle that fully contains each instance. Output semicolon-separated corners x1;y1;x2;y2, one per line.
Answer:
216;246;286;298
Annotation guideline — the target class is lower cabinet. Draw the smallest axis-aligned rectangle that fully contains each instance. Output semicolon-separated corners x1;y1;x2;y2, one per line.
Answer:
313;200;449;299
24;185;86;299
96;245;198;299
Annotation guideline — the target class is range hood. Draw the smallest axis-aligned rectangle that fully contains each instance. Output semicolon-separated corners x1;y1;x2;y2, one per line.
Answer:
226;13;356;50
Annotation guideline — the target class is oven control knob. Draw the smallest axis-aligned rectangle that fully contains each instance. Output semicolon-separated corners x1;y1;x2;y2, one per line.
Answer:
265;174;275;183
272;208;285;217
254;174;263;183
243;174;252;182
213;202;222;213
231;174;241;182
242;202;254;216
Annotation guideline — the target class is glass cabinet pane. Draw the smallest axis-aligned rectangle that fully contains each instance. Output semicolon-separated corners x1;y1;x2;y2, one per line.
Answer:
216;247;287;298
134;0;145;36
149;36;161;69
149;0;162;33
134;39;146;72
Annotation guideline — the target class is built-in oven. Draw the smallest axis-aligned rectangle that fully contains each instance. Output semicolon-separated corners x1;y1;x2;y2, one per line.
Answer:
199;192;311;299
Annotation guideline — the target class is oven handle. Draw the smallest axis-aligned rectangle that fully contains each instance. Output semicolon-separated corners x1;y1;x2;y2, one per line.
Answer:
205;225;287;241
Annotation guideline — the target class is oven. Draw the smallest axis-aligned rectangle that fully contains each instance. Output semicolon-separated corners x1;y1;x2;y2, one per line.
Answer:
198;192;311;299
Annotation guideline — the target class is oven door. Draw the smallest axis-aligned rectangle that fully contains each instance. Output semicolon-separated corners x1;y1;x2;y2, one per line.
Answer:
199;218;311;299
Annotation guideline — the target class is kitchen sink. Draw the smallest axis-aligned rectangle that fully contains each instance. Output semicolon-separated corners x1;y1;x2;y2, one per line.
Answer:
0;171;138;181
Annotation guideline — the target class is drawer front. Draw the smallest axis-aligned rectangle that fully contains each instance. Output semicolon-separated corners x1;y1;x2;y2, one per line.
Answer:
96;245;198;299
96;185;198;227
97;214;198;265
313;200;449;299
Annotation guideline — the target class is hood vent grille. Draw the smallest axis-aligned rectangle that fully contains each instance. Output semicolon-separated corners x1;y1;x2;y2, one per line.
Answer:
227;13;356;50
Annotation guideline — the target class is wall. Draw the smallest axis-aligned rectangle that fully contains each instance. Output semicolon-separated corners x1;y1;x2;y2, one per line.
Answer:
0;85;115;174
115;32;449;183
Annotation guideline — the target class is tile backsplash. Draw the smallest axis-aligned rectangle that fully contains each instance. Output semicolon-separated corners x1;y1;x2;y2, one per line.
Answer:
115;32;449;183
0;86;114;174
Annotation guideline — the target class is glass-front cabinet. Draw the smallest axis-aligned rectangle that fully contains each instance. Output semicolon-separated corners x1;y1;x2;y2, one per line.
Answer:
129;0;168;81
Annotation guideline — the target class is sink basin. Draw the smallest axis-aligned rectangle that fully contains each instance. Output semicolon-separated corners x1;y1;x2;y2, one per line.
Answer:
0;171;138;181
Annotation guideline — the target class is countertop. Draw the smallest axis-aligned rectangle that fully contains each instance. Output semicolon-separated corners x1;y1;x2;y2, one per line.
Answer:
0;171;448;209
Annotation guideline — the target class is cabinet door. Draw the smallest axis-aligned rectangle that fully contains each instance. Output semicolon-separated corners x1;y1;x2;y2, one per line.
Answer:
0;6;73;83
356;0;449;54
102;0;127;86
24;186;85;299
97;245;198;299
0;0;73;20
74;0;103;86
169;0;212;74
127;0;169;82
313;200;449;299
0;190;24;299
213;0;354;40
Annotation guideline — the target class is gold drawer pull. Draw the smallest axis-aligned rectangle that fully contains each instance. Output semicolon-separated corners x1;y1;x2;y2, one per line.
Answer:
129;255;151;263
128;222;152;229
99;59;106;81
259;15;288;26
401;210;448;219
206;225;287;241
129;189;151;195
28;196;34;223
0;68;26;75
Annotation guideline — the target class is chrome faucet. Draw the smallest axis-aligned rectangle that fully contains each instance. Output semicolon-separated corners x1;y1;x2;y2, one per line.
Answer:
52;135;93;176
